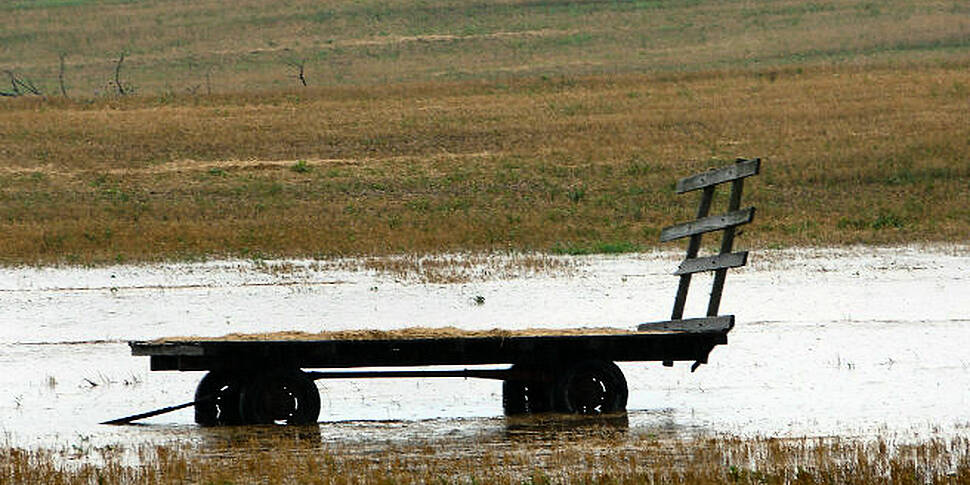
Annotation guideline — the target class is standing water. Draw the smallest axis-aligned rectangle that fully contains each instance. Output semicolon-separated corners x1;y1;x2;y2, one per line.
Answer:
1;245;968;449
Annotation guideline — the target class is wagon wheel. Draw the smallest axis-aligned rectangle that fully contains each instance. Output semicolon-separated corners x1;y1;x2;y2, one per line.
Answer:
238;369;321;425
553;360;628;415
502;364;554;415
194;371;244;426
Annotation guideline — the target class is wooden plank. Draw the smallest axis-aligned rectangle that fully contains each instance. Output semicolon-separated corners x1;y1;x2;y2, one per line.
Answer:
637;315;734;333
306;369;513;380
137;332;728;370
675;251;748;275
676;158;760;194
130;342;203;357
660;207;755;242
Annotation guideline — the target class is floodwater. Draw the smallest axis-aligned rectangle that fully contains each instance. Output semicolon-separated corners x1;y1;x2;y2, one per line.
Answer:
1;245;968;450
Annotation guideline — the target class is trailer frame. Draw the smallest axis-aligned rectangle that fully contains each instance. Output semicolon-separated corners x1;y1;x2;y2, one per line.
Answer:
126;158;761;426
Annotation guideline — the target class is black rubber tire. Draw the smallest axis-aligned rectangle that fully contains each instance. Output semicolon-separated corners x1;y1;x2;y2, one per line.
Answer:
553;360;628;415
502;364;554;415
194;371;244;426
238;369;321;425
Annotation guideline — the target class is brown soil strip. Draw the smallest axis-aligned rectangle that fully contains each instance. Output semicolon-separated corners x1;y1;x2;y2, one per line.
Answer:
0;151;498;176
341;29;578;47
223;29;578;56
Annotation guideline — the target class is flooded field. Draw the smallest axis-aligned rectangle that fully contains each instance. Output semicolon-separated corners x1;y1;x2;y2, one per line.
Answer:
1;245;968;452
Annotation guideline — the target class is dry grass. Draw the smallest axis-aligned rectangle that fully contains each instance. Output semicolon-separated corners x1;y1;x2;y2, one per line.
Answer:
153;325;646;343
342;252;575;284
3;427;969;484
215;252;574;284
1;0;968;265
1;63;968;265
2;0;966;96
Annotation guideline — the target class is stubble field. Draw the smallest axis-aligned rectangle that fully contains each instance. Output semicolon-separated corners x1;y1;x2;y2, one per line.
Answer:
2;0;969;483
2;64;968;265
1;0;968;265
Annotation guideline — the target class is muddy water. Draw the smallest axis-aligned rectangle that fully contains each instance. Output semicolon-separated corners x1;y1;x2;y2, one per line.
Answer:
1;245;968;450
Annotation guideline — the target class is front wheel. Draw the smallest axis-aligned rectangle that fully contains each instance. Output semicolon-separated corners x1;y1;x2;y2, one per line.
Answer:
553;360;628;415
502;364;554;415
194;371;244;426
238;369;321;425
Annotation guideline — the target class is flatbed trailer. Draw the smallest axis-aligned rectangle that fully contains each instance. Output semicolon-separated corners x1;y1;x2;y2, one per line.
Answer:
127;158;760;426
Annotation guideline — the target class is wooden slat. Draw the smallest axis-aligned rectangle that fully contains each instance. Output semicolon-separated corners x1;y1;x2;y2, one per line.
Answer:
130;342;204;356
660;207;755;242
670;185;715;320
637;315;734;333
676;158;760;194
675;251;748;275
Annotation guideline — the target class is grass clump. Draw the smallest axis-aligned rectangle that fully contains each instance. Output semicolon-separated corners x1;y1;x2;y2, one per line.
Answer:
552;241;643;256
2;430;968;484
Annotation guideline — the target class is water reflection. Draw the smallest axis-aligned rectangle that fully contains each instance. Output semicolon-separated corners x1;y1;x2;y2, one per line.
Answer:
194;424;324;456
503;412;630;441
184;412;644;458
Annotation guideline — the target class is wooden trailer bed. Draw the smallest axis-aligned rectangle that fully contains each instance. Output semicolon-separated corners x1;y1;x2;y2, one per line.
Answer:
132;318;731;372
124;158;760;426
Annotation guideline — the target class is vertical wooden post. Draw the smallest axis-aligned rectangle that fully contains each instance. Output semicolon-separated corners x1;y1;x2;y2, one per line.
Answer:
671;185;715;320
707;176;745;316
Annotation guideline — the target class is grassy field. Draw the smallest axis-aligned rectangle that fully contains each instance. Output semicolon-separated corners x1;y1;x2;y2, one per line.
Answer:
3;0;967;96
2;2;969;483
1;0;968;266
3;426;969;484
2;64;968;264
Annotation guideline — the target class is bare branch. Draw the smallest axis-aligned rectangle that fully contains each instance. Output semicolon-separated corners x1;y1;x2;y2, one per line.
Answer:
2;70;41;97
5;70;20;96
205;66;213;95
114;52;128;96
285;58;308;87
15;77;41;95
58;52;68;98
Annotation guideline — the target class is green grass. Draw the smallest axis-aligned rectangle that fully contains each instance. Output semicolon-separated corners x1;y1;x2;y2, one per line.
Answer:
1;0;967;96
0;0;137;11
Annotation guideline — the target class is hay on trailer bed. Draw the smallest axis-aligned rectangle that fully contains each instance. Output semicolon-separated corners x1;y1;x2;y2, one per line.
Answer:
153;326;659;343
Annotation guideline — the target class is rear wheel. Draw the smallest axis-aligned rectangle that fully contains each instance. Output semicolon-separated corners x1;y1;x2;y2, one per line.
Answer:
238;369;321;425
553;360;628;415
194;371;244;426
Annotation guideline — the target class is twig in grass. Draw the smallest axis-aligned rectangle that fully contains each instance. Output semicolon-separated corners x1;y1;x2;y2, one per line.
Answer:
286;58;308;87
205;66;213;95
58;52;68;98
0;71;17;97
2;70;42;97
113;51;129;96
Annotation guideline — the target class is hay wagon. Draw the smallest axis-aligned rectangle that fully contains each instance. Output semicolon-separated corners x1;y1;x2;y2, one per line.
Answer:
120;158;760;426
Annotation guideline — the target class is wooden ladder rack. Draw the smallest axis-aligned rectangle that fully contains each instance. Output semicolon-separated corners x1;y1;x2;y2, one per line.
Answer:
638;158;761;367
